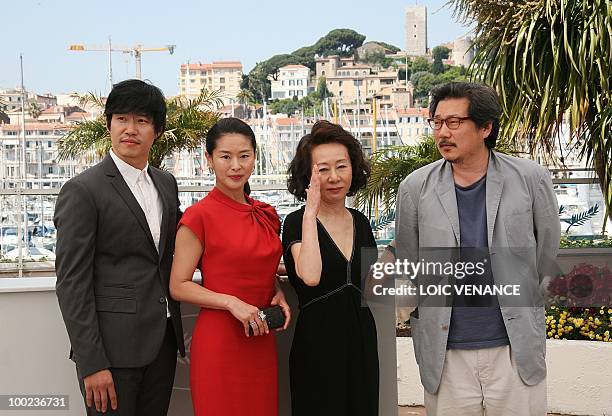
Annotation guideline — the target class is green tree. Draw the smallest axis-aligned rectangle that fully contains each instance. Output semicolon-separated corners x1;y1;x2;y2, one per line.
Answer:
58;89;223;168
432;46;451;61
269;98;300;115
242;29;366;102
410;71;437;99
432;58;444;75
313;77;332;100
451;0;612;221
398;67;411;82
410;57;431;73
437;66;467;83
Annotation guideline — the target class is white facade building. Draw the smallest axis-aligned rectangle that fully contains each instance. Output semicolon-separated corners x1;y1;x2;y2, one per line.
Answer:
270;65;311;100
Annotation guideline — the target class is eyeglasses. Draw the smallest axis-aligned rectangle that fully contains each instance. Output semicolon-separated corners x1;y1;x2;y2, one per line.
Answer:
427;116;472;130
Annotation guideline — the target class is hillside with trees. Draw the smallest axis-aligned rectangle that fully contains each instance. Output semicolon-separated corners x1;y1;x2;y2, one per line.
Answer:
241;29;366;102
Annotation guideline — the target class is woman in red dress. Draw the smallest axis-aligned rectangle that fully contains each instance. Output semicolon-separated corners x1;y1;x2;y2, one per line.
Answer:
169;118;290;416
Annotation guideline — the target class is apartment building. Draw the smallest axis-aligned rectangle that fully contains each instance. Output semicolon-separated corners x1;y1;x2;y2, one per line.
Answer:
178;61;243;105
0;89;57;113
0;123;76;184
270;65;311;100
315;55;362;81
325;67;399;104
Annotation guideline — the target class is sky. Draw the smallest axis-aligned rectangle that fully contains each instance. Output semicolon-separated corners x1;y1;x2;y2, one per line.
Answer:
2;0;472;97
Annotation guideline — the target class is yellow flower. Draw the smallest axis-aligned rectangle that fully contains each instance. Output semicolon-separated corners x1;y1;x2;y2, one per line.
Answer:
554;335;559;339
547;331;553;337
607;309;612;314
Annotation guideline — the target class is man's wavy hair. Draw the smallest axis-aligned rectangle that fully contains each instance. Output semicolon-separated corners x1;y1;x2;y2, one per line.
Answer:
287;120;370;201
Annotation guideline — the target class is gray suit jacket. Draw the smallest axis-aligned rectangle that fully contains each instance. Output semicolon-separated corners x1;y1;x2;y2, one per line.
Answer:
395;151;560;394
54;154;185;378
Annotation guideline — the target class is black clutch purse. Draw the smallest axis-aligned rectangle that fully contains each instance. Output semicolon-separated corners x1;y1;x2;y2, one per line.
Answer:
248;305;286;335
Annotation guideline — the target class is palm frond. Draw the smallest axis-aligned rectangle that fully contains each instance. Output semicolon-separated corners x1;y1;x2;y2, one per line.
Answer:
57;120;110;161
370;209;396;232
448;0;612;221
355;136;441;217
58;90;221;169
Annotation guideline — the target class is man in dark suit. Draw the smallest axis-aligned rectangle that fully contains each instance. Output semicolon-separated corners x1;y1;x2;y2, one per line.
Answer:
55;79;185;415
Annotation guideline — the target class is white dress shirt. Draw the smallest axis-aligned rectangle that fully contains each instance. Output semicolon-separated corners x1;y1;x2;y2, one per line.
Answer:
110;149;162;251
110;150;170;317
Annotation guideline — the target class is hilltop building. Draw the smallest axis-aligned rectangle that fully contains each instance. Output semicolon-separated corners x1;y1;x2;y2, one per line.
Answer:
405;5;428;56
269;65;312;100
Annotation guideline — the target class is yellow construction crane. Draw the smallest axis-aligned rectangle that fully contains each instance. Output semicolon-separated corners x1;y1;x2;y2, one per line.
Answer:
68;40;176;81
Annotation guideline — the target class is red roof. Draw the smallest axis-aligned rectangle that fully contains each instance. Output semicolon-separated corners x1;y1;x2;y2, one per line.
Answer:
274;117;300;126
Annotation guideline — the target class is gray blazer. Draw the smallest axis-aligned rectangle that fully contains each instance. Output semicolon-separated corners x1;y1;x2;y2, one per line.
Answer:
395;151;560;394
54;154;185;378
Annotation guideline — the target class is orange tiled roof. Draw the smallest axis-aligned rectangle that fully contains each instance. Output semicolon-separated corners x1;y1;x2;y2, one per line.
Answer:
274;117;301;126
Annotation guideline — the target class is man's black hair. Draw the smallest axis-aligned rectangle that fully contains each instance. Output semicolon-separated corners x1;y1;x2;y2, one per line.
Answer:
104;79;166;134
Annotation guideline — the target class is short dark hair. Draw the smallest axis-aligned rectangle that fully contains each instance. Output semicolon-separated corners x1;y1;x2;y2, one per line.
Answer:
206;117;257;195
429;82;501;149
105;79;167;134
287;120;370;201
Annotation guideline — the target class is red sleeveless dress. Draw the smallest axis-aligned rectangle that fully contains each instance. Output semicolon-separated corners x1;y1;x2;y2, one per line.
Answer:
178;187;282;416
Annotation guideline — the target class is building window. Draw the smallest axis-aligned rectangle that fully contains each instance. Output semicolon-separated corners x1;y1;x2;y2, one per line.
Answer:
48;141;53;148
339;81;343;87
322;70;326;76
220;77;225;83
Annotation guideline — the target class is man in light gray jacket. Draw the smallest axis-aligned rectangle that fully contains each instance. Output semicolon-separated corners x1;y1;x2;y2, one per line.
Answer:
395;82;560;415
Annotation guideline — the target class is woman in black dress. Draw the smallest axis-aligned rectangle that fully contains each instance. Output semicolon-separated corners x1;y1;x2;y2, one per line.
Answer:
282;120;379;415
